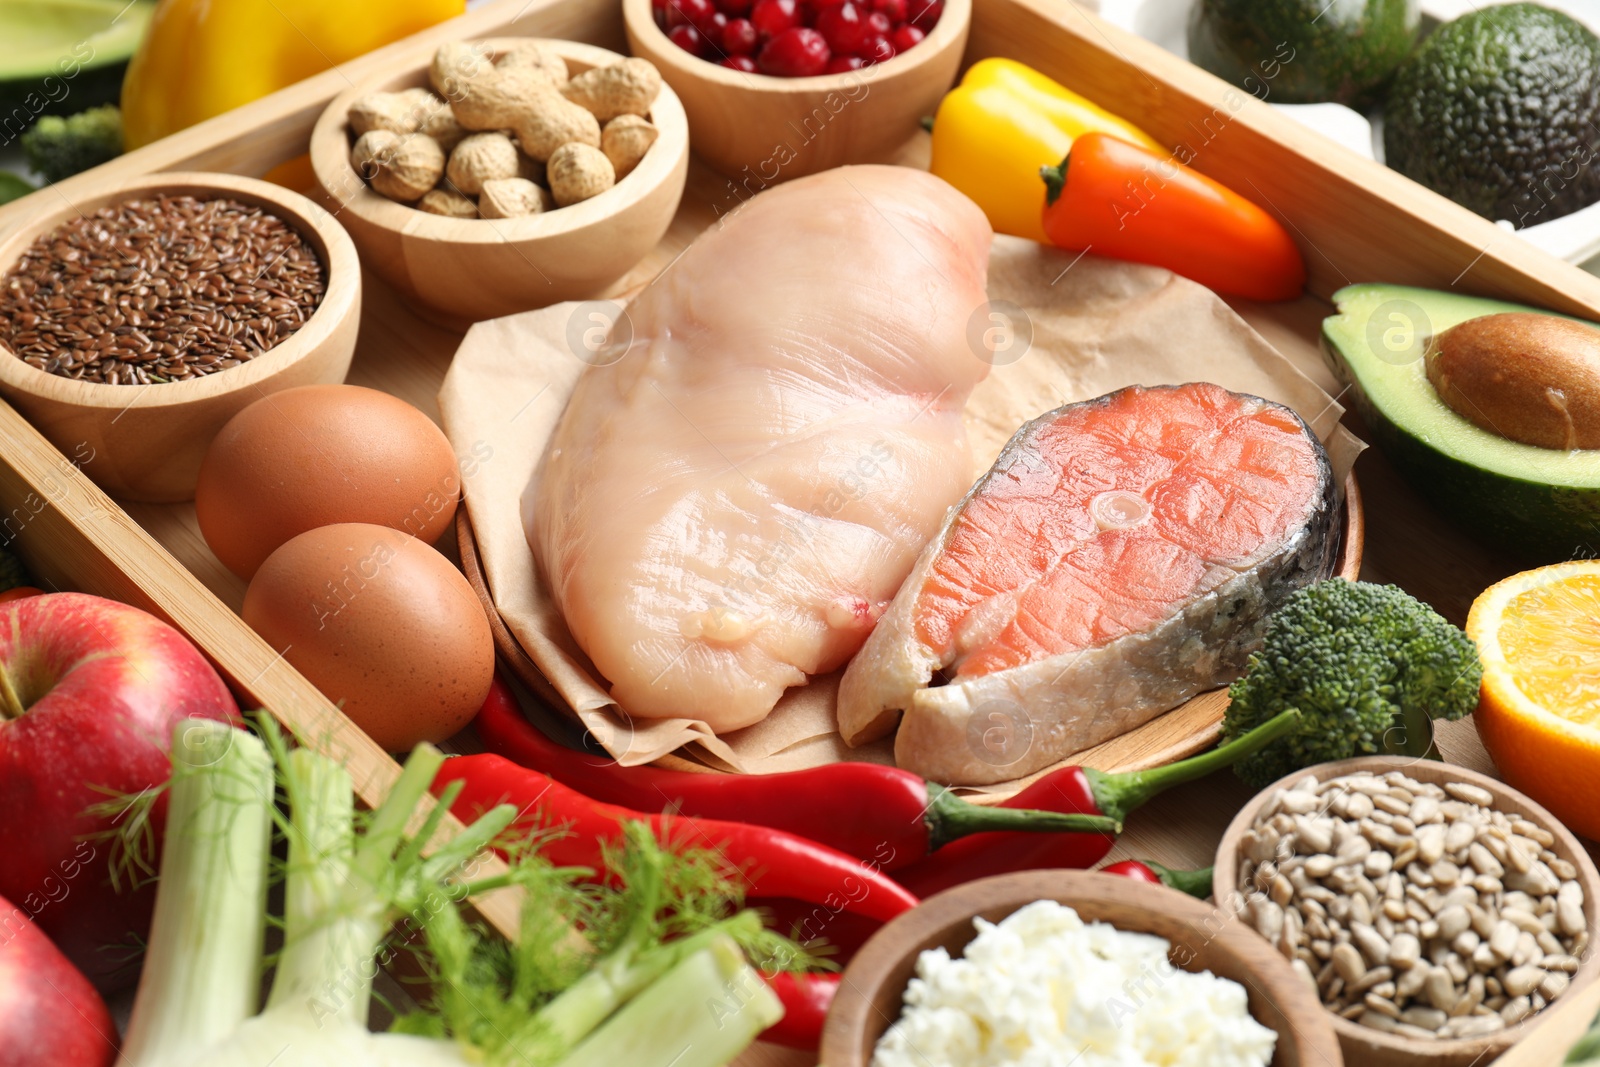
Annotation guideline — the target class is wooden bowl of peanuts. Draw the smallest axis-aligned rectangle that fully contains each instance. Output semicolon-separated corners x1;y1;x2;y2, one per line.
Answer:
0;171;361;502
308;37;689;326
1213;756;1600;1067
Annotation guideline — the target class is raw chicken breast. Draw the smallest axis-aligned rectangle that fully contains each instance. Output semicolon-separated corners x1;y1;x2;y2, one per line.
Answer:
531;165;992;731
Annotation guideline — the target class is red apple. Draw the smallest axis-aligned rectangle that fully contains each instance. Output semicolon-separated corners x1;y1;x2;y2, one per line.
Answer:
0;593;240;989
0;894;117;1067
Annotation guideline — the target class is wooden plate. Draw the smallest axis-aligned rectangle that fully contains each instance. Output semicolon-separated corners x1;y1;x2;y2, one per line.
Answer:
1213;756;1600;1067
820;869;1343;1067
458;470;1364;784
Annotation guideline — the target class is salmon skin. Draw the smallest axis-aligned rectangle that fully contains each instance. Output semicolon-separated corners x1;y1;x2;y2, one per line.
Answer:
837;382;1337;785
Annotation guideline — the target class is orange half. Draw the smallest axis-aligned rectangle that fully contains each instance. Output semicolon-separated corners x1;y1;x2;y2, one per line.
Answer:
1467;561;1600;839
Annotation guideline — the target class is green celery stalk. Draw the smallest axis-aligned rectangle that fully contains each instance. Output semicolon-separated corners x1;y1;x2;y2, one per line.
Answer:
118;721;273;1066
262;747;386;1028
116;718;778;1067
532;913;765;1055
555;937;784;1067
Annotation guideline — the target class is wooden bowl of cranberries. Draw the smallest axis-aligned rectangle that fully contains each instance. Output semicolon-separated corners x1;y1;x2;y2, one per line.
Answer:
623;0;968;180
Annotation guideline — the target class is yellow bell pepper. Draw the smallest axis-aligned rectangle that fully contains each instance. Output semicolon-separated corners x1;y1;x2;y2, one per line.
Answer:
929;58;1165;243
120;0;465;149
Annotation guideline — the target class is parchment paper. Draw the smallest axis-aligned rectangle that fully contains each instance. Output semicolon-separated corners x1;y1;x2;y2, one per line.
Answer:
438;237;1364;775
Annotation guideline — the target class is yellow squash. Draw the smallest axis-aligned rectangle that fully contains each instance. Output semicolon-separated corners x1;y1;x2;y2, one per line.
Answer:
121;0;464;149
929;58;1164;243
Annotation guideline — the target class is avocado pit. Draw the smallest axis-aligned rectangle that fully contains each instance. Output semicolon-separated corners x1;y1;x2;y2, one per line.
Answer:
1425;312;1600;451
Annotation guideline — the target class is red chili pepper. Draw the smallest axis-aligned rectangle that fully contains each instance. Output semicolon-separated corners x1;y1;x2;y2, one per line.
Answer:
472;672;1118;870
1038;131;1306;302
892;709;1302;899
1100;859;1162;884
433;753;920;923
758;896;883;959
1100;860;1214;899
759;972;837;1050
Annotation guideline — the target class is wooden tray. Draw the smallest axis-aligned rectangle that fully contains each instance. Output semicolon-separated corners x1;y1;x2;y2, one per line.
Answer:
5;0;1600;1060
458;474;1365;786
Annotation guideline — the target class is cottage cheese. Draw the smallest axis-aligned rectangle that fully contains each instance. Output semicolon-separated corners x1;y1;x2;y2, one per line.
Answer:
871;900;1277;1067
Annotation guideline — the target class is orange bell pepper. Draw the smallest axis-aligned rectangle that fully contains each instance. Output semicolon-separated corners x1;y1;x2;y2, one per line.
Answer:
1039;132;1307;302
929;58;1164;244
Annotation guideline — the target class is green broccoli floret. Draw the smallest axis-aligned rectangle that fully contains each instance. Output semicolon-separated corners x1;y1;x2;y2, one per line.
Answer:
1222;578;1482;788
21;106;124;185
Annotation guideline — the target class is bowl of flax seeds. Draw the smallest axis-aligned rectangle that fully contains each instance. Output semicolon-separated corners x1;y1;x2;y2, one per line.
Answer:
0;173;361;503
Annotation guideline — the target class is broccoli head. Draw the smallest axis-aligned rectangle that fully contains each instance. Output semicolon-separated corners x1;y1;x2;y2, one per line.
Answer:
1222;578;1482;788
21;105;124;185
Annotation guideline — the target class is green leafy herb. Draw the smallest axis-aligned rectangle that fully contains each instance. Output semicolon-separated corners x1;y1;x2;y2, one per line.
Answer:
116;715;789;1067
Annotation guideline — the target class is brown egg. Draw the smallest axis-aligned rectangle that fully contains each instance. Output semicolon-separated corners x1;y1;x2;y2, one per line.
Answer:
196;384;460;580
242;523;493;752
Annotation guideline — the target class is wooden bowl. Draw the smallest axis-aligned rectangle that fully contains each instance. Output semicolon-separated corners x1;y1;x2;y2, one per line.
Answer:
822;869;1343;1066
1213;756;1600;1067
0;172;360;503
309;38;689;326
623;0;969;181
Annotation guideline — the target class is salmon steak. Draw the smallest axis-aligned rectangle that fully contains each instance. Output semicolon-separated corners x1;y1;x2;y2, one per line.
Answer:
838;382;1337;785
531;166;992;733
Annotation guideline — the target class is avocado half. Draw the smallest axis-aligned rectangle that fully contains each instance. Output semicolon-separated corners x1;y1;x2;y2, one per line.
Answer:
1323;284;1600;560
0;0;151;123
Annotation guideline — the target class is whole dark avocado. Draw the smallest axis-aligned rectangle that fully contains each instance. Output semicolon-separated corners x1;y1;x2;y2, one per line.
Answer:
1187;0;1419;107
1385;3;1600;227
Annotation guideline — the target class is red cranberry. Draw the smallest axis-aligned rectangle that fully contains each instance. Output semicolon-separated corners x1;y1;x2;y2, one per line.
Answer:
665;0;717;29
824;54;866;73
806;0;850;10
668;22;709;55
722;16;759;53
652;0;672;28
750;0;801;38
720;54;760;70
907;0;942;30
815;1;871;55
870;0;906;22
865;10;892;33
714;0;753;13
758;26;831;75
890;23;924;51
858;31;895;62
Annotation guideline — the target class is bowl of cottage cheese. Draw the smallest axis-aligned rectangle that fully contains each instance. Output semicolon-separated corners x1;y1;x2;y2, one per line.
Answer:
822;869;1343;1067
